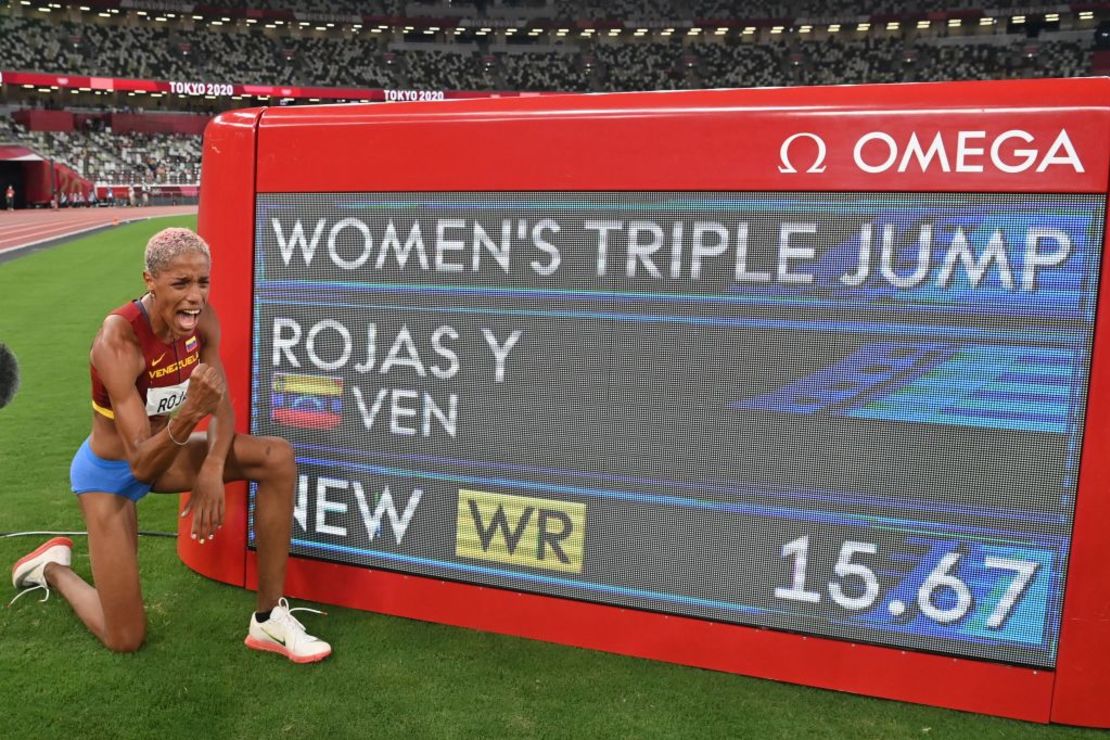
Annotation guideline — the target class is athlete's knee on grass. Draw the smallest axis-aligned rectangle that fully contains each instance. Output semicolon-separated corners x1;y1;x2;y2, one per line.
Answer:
103;623;146;653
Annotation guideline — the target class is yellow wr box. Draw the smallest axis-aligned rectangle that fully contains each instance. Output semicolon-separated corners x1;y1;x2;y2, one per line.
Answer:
456;489;586;573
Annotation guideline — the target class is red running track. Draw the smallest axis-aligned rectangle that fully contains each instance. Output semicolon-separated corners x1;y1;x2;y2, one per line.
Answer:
0;206;198;255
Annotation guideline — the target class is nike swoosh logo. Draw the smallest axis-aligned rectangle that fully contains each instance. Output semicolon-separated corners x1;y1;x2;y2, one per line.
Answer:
151;353;167;367
260;626;285;646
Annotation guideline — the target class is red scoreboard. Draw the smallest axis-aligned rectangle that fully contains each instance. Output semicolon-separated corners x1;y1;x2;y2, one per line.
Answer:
188;78;1110;726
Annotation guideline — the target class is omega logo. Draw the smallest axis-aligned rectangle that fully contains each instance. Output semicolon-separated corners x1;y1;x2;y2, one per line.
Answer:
778;129;1084;175
778;132;827;174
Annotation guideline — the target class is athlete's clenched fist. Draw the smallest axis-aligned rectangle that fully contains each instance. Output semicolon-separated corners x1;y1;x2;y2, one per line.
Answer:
182;362;224;417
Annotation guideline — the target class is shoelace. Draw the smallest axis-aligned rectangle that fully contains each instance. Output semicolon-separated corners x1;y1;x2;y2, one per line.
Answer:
272;597;327;635
7;581;50;608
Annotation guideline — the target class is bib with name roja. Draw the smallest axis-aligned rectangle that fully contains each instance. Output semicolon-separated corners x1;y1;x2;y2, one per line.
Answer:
145;379;190;417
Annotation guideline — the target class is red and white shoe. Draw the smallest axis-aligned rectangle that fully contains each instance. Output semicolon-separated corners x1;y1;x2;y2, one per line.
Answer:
244;598;331;664
9;536;72;606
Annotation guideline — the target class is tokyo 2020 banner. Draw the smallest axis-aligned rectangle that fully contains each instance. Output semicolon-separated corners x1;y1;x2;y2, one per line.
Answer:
248;191;1104;669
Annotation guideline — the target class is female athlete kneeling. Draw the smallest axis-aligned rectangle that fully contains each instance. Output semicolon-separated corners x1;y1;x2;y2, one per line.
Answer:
10;227;330;663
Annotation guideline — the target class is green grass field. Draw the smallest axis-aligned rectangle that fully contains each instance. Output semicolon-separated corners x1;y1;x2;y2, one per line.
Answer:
0;217;1104;739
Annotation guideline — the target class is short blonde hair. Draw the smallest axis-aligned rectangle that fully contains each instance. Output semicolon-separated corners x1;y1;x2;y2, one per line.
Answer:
144;227;210;275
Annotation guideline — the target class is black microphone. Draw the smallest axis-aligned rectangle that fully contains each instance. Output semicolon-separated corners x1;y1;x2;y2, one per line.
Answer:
0;343;20;409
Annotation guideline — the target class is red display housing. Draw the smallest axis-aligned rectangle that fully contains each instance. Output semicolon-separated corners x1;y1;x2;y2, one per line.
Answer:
189;79;1110;726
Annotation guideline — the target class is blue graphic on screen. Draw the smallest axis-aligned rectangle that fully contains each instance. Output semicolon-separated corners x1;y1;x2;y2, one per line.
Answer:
738;343;1077;433
249;191;1104;669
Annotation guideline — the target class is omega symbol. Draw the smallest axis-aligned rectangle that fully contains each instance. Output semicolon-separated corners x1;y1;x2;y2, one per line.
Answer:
778;132;828;174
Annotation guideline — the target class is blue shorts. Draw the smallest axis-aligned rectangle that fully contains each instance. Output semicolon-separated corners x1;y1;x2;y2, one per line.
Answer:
70;438;152;502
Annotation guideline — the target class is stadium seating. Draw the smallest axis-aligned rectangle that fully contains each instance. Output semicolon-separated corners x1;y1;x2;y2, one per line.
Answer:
0;8;1091;93
0;116;200;187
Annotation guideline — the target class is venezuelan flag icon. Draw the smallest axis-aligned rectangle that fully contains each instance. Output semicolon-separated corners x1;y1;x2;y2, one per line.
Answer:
185;335;198;353
270;372;343;430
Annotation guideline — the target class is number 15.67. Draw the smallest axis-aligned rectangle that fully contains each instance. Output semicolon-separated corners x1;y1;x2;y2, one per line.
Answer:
774;535;1039;629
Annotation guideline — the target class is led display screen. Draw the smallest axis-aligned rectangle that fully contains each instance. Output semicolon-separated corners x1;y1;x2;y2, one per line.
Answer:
249;191;1104;668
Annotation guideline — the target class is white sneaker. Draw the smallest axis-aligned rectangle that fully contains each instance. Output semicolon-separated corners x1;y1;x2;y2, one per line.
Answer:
9;536;72;606
244;597;332;664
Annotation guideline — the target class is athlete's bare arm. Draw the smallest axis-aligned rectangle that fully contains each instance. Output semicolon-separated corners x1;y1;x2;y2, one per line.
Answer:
181;306;234;541
91;314;223;483
196;305;234;464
